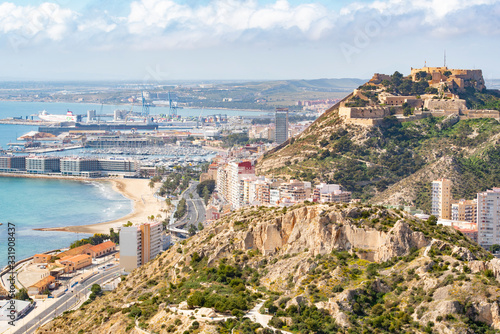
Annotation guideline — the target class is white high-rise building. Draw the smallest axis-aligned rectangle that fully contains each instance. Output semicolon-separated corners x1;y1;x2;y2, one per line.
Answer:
431;179;452;219
477;188;500;249
119;221;163;272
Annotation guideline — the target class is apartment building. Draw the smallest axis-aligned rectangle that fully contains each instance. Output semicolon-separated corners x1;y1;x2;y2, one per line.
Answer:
477;188;500;249
119;221;162;272
0;155;26;172
279;180;312;203
451;199;477;224
26;156;60;173
431;179;453;219
60;157;100;176
313;183;352;203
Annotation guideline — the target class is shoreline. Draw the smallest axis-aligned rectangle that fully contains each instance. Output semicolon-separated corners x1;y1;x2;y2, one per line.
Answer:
36;178;165;234
0;173;166;235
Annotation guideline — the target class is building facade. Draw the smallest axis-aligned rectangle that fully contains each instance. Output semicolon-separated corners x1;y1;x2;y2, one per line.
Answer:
431;179;453;219
313;183;352;203
26;156;61;173
0;156;26;172
477;188;500;249
451;199;477;224
119;221;162;272
275;108;289;144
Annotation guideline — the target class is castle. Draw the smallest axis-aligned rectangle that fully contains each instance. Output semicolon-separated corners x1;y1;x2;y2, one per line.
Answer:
336;66;498;126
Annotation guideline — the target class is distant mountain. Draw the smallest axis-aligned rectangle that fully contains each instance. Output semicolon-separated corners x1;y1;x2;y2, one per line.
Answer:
232;78;367;93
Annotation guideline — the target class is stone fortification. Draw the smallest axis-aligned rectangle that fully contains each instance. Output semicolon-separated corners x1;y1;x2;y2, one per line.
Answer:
424;98;467;113
410;66;485;91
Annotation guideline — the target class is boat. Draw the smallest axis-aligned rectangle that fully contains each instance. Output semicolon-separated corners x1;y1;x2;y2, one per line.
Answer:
38;110;77;123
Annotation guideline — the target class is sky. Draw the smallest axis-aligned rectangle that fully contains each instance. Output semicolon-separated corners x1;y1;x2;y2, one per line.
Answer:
0;0;499;82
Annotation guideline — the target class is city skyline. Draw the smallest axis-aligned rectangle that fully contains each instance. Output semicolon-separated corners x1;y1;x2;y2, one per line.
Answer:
0;0;499;81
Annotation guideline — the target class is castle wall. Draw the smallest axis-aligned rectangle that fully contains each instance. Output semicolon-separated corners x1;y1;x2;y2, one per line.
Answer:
339;106;389;119
424;99;467;113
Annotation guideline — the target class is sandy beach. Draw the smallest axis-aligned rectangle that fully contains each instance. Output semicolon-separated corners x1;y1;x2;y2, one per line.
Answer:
32;177;167;234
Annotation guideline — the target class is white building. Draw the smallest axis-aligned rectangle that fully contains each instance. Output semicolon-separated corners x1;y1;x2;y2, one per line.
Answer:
0;300;32;321
313;183;351;203
119;221;163;272
431;179;452;219
477;188;500;249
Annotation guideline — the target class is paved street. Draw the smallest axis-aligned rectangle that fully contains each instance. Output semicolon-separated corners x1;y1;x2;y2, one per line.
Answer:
170;181;206;230
9;266;122;334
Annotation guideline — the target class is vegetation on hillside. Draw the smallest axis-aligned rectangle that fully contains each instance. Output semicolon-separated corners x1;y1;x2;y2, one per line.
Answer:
39;203;500;334
70;233;116;248
459;87;500;111
259;114;500;206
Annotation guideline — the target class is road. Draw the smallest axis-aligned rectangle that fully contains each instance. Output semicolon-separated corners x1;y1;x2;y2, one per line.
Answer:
170;181;206;230
11;266;122;334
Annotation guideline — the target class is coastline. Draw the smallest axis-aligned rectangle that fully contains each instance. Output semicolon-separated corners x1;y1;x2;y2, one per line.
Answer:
0;173;166;235
36;177;166;234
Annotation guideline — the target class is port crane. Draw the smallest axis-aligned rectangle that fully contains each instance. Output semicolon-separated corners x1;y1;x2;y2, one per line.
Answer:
168;91;179;118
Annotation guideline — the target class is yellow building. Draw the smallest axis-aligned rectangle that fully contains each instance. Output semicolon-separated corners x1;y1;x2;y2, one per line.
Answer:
28;275;55;296
33;254;52;264
57;254;92;273
432;178;453;219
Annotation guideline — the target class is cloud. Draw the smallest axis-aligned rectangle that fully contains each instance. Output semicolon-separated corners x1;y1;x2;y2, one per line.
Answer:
0;0;499;51
0;2;76;41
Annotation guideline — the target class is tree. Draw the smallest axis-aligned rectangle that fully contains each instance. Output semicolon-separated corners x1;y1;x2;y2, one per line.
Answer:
490;244;500;253
91;284;102;295
427;215;438;226
203;186;210;205
198;222;204;231
188;225;197;236
15;288;31;301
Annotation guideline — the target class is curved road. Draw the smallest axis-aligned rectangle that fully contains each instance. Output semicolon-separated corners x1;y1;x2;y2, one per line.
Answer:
12;266;122;334
170;181;206;230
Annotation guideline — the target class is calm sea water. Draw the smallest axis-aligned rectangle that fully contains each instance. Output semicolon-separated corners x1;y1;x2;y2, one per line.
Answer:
0;177;132;268
0;100;261;266
0;101;269;148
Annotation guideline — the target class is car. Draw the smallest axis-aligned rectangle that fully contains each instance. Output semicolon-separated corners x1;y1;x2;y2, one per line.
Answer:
98;266;106;270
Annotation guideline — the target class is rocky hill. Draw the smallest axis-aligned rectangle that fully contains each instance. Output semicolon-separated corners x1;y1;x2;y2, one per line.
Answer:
37;203;500;334
257;102;500;210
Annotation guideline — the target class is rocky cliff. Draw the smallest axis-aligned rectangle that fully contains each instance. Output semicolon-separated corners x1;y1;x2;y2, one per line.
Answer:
38;203;500;334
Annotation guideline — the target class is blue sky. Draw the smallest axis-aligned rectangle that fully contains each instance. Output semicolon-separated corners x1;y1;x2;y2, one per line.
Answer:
0;0;499;82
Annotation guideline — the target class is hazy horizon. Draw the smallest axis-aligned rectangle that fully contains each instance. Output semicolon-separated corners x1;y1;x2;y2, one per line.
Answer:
1;0;499;82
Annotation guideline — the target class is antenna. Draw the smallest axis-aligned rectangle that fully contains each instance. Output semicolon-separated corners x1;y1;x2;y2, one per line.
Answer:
444;50;446;67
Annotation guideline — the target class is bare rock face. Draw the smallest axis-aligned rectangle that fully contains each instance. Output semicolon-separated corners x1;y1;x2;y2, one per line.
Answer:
473;302;500;330
234;205;429;263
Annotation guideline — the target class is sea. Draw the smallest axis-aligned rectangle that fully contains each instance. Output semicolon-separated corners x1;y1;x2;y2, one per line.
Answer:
0;101;266;268
0;100;270;148
0;177;132;269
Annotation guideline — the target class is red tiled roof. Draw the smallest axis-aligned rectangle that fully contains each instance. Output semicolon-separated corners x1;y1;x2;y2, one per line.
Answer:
88;241;116;253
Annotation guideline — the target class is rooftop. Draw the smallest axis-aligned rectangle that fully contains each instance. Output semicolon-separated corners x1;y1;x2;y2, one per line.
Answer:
88;241;116;253
30;275;55;289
